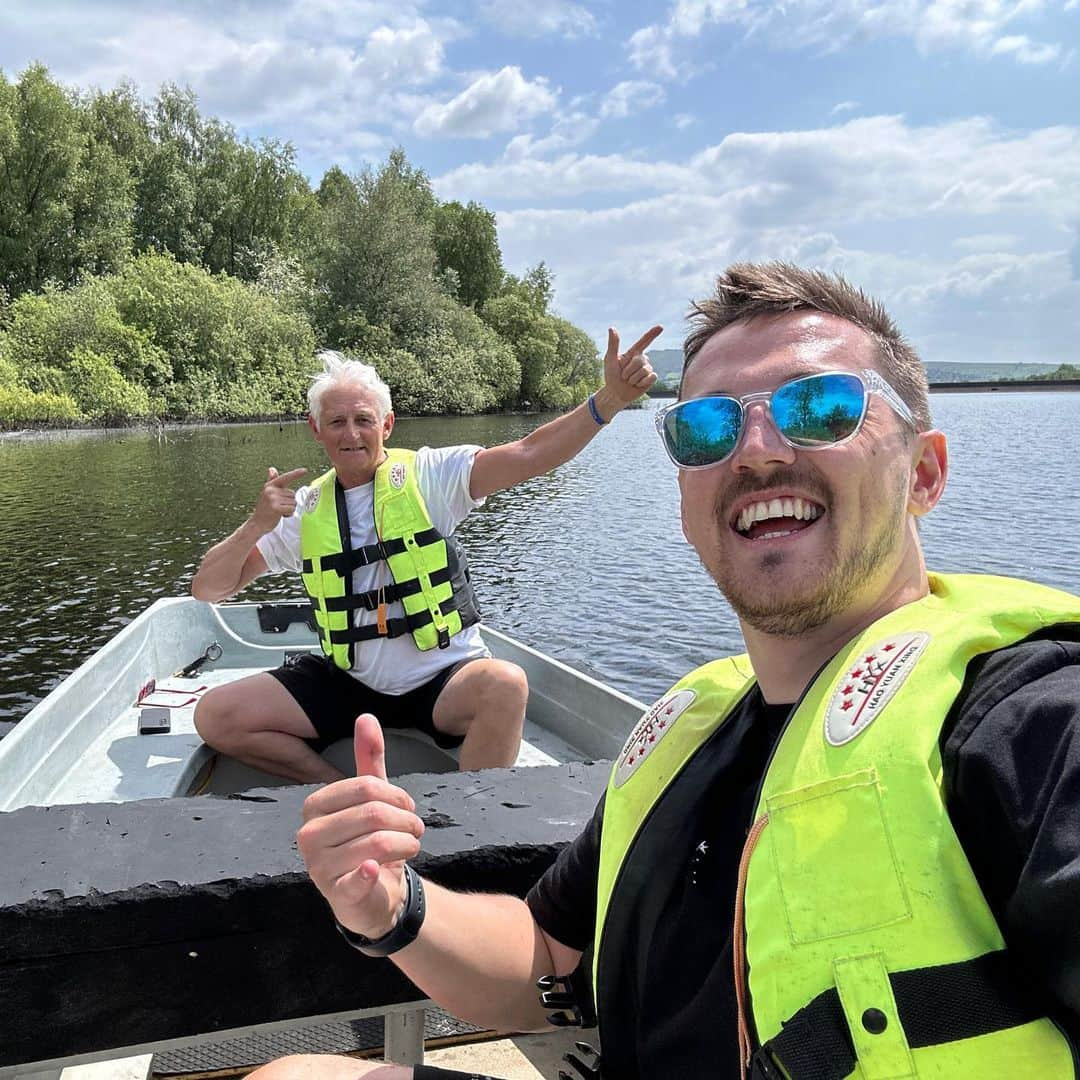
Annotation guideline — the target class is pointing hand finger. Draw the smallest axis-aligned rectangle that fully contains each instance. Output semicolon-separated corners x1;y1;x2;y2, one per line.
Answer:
268;467;279;481
625;325;663;358
604;327;620;367
270;467;307;487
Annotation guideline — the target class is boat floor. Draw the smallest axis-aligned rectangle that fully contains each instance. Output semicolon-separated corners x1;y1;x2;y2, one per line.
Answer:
57;664;586;805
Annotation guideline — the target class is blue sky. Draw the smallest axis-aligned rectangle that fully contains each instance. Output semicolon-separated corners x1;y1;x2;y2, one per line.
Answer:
2;0;1078;363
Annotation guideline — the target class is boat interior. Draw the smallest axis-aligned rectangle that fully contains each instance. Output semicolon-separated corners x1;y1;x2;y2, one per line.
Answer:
0;598;644;812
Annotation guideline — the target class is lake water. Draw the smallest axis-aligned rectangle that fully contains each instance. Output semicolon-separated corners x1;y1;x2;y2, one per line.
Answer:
1;392;1078;724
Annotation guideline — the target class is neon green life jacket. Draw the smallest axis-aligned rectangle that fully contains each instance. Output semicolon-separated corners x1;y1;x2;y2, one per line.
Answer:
595;572;1080;1079
298;448;480;670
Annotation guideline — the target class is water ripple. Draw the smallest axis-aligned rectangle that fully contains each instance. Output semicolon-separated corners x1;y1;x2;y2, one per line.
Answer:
2;395;1078;721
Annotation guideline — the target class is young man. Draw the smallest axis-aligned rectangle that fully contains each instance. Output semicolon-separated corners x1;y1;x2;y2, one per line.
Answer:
191;329;658;781
250;264;1080;1078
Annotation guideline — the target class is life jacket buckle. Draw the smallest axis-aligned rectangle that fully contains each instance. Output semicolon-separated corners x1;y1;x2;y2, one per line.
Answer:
558;1041;601;1080
437;626;451;649
749;1046;787;1079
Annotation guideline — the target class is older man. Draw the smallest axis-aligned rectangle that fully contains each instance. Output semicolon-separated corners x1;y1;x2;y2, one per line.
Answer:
191;330;658;781
250;264;1080;1078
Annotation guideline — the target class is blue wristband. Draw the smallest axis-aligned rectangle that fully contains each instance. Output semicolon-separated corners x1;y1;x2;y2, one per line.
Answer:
587;394;607;426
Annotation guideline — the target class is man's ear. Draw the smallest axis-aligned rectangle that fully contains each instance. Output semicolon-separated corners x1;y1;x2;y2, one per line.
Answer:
307;413;319;437
383;410;395;440
908;430;948;517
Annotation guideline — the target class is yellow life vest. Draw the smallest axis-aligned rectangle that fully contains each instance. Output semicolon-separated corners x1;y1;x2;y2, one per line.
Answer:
299;448;480;670
595;573;1080;1078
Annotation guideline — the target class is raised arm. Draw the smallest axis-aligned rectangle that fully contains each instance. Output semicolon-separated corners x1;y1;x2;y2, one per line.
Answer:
469;325;661;501
297;714;583;1032
190;466;307;603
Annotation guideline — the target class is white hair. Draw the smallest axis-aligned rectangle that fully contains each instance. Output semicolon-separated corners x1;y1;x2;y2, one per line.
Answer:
307;350;393;429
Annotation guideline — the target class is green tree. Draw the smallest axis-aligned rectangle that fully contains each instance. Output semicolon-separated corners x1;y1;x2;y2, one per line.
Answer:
2;278;170;394
501;262;554;313
311;150;441;340
133;84;313;279
0;64;133;296
108;251;315;418
1030;363;1080;381
480;293;559;404
433;200;504;308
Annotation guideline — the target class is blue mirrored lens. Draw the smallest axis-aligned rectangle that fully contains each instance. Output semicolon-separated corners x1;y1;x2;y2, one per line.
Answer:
663;396;742;466
771;373;865;447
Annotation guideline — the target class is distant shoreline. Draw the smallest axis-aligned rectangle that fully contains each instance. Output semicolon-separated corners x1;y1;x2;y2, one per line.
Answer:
926;379;1080;393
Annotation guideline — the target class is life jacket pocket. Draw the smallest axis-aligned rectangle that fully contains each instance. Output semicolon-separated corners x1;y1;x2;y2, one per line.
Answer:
765;767;911;944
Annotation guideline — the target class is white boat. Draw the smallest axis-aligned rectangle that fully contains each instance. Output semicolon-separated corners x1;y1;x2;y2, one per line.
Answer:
0;597;645;812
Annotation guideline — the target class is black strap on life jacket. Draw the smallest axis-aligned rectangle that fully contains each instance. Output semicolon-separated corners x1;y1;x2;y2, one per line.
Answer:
749;950;1044;1080
321;565;453;612
319;591;472;650
301;527;442;576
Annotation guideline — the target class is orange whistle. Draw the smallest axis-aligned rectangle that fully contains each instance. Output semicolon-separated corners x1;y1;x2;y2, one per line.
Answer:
377;602;388;636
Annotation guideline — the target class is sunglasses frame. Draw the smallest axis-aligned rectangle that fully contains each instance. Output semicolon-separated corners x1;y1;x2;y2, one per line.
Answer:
655;368;917;471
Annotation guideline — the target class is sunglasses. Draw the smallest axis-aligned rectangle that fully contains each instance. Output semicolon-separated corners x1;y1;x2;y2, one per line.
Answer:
655;369;916;470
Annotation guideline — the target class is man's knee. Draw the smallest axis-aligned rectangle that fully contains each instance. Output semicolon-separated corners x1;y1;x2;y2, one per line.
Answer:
246;1053;403;1079
193;684;260;752
481;660;529;714
193;686;232;748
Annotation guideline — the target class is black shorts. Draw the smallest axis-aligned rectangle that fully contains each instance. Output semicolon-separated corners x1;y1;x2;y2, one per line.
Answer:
414;1068;504;1079
267;652;472;752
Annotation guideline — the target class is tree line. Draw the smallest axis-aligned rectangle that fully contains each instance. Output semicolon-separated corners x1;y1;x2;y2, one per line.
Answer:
0;64;602;426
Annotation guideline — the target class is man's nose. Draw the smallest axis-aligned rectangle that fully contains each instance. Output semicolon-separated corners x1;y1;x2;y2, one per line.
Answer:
728;402;797;472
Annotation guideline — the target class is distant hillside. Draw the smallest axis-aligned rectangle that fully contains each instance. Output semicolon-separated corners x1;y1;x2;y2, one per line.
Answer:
648;349;1058;386
650;350;685;380
923;361;1058;382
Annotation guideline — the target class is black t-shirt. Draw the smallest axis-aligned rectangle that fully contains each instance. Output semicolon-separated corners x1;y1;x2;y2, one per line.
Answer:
526;635;1080;1078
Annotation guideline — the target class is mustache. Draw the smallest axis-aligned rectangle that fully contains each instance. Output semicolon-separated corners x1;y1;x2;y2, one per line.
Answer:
716;468;831;523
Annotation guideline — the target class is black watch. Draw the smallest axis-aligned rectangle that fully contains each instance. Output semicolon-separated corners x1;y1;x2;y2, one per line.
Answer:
335;864;426;957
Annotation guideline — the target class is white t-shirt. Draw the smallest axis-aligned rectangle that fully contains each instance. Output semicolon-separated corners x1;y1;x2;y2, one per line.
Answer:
257;445;490;695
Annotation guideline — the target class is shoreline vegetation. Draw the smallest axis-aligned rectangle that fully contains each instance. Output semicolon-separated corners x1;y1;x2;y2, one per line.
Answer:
0;65;607;431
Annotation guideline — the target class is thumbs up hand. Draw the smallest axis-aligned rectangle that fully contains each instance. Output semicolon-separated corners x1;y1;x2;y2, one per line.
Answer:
297;713;425;938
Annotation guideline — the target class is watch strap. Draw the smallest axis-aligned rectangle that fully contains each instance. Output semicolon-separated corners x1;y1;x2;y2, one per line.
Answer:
335;864;426;957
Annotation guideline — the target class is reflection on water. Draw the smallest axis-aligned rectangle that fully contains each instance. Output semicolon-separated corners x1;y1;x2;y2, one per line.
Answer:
2;392;1078;722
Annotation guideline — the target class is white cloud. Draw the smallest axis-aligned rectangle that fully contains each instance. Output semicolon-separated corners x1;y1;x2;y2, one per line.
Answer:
360;24;447;84
476;0;597;38
952;233;1022;252
628;23;679;81
674;113;697;129
503;111;601;159
438;116;1080;216
989;33;1061;61
628;0;1067;76
445;114;1080;364
831;100;859;115
435;151;698;201
414;66;558;138
0;2;461;172
600;80;666;119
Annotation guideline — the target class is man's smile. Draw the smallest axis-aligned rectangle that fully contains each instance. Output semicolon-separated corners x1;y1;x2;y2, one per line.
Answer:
729;493;825;542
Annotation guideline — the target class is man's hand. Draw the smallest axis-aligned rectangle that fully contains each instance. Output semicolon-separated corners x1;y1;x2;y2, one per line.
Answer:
603;325;661;407
297;713;425;938
251;466;307;534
